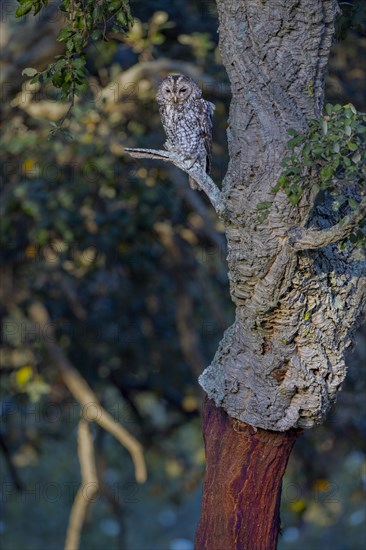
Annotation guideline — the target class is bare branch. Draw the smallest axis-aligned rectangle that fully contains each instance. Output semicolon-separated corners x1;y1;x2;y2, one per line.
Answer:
125;148;225;216
289;197;366;251
65;419;98;550
28;302;147;484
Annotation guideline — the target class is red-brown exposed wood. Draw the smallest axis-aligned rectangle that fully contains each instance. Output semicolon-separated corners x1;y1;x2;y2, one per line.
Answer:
195;398;302;550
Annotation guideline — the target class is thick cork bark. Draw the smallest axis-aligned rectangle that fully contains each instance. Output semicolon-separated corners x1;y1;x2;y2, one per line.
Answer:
199;0;365;432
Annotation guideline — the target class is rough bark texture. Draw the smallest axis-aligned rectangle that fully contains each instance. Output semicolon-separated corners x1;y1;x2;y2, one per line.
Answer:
199;0;366;431
195;398;301;550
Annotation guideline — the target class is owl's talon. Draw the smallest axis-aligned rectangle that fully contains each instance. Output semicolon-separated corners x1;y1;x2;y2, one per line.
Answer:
164;140;174;151
183;157;198;170
187;160;196;169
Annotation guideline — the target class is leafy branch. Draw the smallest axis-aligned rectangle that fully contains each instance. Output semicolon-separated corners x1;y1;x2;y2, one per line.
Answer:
17;0;132;134
258;104;365;247
274;103;365;206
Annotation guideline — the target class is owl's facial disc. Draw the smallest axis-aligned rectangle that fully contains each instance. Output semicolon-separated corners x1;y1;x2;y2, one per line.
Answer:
163;86;175;103
161;76;192;104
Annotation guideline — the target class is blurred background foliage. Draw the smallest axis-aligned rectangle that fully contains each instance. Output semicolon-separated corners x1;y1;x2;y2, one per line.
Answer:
0;1;365;549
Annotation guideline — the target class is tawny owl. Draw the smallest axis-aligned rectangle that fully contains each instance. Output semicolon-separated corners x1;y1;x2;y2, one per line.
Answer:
156;74;215;190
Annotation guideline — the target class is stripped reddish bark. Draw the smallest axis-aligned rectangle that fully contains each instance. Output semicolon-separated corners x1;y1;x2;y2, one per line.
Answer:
195;398;302;550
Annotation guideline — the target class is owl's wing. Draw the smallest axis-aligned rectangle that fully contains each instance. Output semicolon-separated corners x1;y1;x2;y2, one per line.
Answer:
199;100;215;173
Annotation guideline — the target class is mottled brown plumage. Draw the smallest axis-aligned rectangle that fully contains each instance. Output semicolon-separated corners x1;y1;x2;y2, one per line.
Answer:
157;74;215;189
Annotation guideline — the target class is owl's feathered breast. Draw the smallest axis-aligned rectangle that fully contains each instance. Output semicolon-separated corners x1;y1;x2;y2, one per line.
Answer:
160;100;199;150
159;98;214;164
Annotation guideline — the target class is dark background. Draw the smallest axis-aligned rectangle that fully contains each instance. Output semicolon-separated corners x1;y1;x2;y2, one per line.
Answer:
0;1;365;548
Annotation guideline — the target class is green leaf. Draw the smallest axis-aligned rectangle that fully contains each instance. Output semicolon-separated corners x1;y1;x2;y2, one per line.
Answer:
321;119;328;135
348;198;359;210
288;193;301;205
22;67;38;77
91;29;102;40
325;104;333;116
344;106;352;119
348;142;358;151
276;174;288;188
349;103;357;115
288;135;304;148
57;56;68;66
320;165;334;183
257;201;272;211
15;1;33;17
72;57;86;69
304;310;312;321
116;10;128;26
57;27;74;41
33;1;43;16
352;152;361;164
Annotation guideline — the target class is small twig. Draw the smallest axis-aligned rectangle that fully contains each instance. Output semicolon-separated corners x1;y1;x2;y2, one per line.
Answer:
95;428;126;548
49;86;75;135
64;419;98;550
125;148;225;217
289;196;366;251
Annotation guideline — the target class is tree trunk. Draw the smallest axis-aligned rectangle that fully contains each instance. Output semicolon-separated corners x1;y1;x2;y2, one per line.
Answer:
200;0;365;431
196;0;365;547
195;398;301;550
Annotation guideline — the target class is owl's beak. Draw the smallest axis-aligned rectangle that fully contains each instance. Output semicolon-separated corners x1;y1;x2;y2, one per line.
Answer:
173;95;178;103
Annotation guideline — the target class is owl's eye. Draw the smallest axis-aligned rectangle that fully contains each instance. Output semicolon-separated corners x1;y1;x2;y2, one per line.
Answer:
165;89;171;94
180;87;188;93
